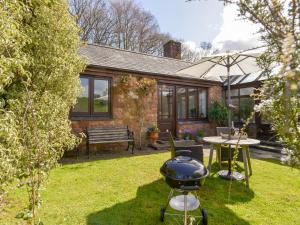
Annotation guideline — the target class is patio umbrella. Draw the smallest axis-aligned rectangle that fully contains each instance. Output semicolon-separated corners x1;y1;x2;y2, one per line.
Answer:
177;48;263;138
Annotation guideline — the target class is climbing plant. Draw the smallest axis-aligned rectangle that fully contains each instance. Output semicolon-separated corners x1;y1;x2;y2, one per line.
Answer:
117;75;156;149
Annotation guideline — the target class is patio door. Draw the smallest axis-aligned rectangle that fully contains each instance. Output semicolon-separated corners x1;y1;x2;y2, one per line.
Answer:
157;84;176;139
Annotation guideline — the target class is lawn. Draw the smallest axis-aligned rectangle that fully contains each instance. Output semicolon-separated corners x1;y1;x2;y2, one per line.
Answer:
1;152;299;225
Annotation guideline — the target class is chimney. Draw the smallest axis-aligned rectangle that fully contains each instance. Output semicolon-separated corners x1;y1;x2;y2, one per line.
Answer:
163;40;181;60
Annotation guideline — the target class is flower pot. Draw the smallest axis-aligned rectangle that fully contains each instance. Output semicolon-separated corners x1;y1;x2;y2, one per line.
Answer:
196;136;203;143
149;131;159;145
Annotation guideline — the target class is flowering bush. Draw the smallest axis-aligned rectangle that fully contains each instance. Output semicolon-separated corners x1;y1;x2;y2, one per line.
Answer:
182;129;193;140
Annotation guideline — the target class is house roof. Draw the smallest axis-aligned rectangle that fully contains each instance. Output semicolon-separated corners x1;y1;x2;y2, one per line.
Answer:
79;44;194;77
79;44;267;86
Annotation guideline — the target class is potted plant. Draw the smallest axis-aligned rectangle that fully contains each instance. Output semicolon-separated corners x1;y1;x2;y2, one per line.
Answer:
183;129;193;140
196;130;205;143
147;125;160;145
208;101;228;127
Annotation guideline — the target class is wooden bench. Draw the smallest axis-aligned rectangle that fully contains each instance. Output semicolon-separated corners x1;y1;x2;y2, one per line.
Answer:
86;126;135;156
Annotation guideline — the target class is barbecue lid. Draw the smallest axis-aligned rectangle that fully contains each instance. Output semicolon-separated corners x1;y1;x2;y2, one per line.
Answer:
160;156;208;181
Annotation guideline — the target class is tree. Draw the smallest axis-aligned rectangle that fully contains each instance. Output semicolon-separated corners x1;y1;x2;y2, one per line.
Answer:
189;0;300;168
69;0;114;44
70;0;171;55
181;41;215;62
0;0;27;207
0;0;85;223
235;0;300;168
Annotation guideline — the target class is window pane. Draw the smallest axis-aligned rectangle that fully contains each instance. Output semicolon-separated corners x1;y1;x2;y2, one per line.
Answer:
177;87;186;119
94;79;109;113
240;97;254;122
225;89;238;97
188;88;197;118
231;98;239;122
160;86;173;119
73;77;89;112
199;89;207;118
240;87;254;96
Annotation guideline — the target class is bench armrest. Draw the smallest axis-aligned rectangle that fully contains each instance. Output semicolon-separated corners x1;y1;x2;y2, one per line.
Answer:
128;130;134;139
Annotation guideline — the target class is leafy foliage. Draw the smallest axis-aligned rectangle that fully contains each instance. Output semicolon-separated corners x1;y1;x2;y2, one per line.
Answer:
0;0;85;223
235;0;300;168
208;101;229;127
69;0;171;55
0;0;27;206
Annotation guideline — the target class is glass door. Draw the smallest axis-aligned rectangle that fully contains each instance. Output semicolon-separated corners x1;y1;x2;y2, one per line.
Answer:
158;84;175;137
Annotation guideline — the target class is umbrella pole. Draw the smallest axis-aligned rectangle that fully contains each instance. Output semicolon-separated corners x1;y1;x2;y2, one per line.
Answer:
227;55;232;175
227;56;231;140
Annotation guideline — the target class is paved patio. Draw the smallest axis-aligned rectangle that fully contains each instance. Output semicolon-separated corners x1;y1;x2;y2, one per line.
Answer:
62;145;284;165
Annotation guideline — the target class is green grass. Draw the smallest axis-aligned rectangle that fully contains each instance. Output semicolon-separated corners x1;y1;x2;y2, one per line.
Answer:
73;97;108;113
1;152;300;225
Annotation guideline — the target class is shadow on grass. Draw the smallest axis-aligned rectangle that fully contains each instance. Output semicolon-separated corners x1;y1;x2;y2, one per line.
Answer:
86;165;254;225
61;149;168;165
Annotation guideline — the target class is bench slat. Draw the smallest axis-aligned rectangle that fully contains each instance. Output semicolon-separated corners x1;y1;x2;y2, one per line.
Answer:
88;131;127;134
89;138;131;142
89;139;133;144
88;134;128;138
87;127;127;132
86;126;135;154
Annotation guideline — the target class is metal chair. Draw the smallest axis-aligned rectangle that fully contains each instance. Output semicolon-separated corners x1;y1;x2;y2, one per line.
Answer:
167;131;204;163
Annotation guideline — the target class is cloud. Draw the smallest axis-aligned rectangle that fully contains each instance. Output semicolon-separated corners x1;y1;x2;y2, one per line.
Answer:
212;4;262;52
182;41;202;53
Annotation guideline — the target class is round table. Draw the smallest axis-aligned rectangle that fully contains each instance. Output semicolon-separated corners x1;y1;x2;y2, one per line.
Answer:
203;136;260;187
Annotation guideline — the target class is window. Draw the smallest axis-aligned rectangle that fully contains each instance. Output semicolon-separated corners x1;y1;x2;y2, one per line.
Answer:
177;87;186;119
240;87;254;96
176;86;208;120
188;88;197;118
240;97;254;122
224;87;255;123
72;76;111;118
158;85;174;119
199;89;207;118
73;77;89;113
231;98;240;122
94;79;109;113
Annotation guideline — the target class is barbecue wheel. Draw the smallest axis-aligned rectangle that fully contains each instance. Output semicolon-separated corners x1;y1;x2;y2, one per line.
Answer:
160;207;165;222
201;209;208;225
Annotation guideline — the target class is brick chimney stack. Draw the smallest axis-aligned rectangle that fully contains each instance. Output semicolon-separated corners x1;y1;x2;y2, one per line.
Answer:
163;40;181;60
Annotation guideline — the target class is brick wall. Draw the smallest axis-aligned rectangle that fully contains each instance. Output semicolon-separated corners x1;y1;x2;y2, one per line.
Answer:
71;67;222;154
71;73;158;153
176;85;223;137
208;85;222;108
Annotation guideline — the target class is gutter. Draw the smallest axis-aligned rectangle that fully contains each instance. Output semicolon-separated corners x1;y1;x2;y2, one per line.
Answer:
86;64;222;86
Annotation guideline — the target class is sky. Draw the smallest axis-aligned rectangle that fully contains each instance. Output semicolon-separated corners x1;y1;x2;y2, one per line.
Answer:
138;0;261;53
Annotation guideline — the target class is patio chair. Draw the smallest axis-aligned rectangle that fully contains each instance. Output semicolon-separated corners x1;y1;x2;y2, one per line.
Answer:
167;131;203;163
216;127;243;168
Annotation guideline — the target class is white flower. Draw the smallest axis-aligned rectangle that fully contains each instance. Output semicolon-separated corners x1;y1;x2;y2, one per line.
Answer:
128;91;138;99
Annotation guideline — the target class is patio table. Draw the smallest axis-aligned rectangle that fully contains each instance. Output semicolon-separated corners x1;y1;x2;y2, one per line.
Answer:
203;136;260;188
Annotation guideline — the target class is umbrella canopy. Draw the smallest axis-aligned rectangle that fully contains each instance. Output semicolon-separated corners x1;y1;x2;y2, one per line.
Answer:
176;50;262;82
177;49;263;138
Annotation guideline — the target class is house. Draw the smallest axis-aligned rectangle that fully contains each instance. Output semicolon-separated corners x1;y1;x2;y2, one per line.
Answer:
71;40;268;153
